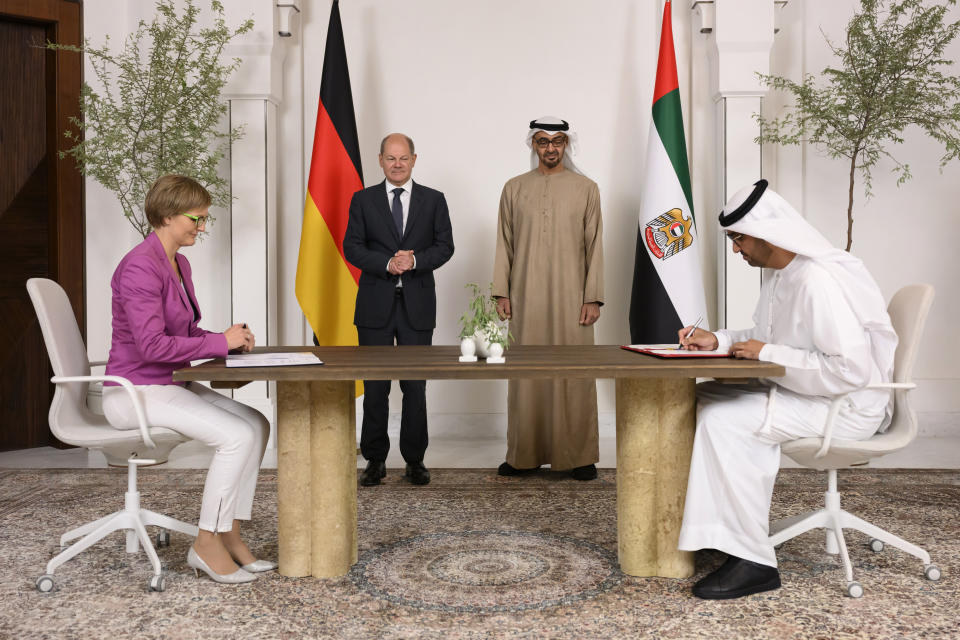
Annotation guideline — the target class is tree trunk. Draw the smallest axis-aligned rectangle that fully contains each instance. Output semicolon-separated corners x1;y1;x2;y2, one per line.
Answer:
846;152;857;251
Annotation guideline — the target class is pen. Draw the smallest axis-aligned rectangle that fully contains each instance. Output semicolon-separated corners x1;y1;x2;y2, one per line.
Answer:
683;316;703;345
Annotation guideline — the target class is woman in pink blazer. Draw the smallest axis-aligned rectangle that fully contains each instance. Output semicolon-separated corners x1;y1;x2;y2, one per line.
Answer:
102;175;273;584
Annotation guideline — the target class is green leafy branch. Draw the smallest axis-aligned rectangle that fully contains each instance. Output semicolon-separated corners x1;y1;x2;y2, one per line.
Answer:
459;283;512;347
49;0;254;238
756;0;960;250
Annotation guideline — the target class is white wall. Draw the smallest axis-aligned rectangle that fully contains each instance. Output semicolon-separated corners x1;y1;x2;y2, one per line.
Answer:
81;0;958;438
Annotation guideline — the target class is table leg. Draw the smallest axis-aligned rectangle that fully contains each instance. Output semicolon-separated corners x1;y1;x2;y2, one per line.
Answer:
309;380;358;577
615;377;696;577
277;381;312;576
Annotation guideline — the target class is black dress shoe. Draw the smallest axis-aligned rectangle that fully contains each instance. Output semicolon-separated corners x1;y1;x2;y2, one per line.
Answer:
497;462;540;476
692;555;781;600
360;460;386;486
570;464;598;481
404;461;431;485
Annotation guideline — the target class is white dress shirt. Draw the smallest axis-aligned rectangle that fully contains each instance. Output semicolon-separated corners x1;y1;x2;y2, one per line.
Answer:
384;179;416;282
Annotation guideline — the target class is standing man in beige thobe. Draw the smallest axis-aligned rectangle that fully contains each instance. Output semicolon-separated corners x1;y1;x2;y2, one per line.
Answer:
492;116;605;481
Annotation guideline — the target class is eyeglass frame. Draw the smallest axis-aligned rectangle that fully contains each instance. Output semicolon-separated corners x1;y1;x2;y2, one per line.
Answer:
180;212;209;229
726;232;745;248
532;135;568;149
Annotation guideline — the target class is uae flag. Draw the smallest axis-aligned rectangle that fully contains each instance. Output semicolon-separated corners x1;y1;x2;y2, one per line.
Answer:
295;0;363;378
629;0;707;343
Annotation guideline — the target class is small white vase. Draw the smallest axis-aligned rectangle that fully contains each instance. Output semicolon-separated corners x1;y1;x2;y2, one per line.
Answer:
473;329;491;358
459;337;477;362
487;342;505;363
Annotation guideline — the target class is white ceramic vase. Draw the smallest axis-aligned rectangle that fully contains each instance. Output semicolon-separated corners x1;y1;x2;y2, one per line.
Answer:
473;328;491;358
460;337;476;358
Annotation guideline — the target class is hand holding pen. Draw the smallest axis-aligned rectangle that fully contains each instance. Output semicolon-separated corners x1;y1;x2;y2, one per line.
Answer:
225;323;255;352
679;316;718;351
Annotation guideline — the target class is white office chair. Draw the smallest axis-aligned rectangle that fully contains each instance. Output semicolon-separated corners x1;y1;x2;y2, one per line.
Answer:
769;284;940;598
27;278;199;593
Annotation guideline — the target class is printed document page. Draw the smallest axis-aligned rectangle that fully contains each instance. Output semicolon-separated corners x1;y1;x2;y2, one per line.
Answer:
226;353;324;367
621;344;729;358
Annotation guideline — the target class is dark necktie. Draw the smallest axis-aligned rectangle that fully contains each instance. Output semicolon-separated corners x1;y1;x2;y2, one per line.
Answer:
391;187;404;237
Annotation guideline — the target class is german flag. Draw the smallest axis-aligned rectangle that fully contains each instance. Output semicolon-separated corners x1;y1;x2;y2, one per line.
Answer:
295;0;363;379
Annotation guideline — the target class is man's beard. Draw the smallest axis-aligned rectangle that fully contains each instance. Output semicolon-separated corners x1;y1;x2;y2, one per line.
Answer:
541;154;560;168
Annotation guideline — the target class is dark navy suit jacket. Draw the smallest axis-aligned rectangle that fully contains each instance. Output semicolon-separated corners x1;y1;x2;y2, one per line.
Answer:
343;180;454;330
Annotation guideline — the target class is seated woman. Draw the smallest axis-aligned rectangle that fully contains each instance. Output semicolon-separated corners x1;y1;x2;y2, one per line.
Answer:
102;174;273;584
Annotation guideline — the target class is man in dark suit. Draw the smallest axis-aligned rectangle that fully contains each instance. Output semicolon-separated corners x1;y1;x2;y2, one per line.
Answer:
343;133;455;487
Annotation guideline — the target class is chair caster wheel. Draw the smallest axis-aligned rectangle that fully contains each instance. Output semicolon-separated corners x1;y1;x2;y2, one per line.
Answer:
924;564;941;581
773;543;784;551
148;574;166;592
846;581;863;598
868;538;884;552
156;530;171;548
36;575;55;593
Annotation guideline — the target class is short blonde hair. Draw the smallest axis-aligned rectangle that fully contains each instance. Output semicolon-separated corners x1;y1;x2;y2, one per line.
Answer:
145;175;211;228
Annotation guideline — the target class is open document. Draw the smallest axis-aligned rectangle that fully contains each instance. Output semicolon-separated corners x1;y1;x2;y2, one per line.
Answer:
226;353;324;367
621;344;730;358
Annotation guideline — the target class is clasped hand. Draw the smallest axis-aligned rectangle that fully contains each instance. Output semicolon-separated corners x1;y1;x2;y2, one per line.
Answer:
388;250;414;275
224;323;255;352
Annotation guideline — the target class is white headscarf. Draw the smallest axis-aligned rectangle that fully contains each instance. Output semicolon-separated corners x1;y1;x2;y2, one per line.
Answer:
720;180;898;392
526;116;586;176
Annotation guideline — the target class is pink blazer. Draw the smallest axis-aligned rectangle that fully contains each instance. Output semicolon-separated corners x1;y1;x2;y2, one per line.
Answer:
105;232;227;386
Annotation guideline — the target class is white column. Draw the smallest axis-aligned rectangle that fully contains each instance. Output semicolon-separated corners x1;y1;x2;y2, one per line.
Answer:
223;1;300;445
692;1;784;329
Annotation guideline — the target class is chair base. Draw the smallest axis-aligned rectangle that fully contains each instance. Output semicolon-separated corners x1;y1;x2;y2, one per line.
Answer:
769;469;938;596
40;458;198;591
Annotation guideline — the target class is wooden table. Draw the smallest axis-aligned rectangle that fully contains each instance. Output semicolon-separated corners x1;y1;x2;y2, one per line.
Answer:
174;345;782;579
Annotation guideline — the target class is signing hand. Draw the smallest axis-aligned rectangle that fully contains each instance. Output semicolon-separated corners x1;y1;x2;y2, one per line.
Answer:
730;339;765;360
678;326;719;351
224;324;255;352
495;297;512;320
579;302;601;326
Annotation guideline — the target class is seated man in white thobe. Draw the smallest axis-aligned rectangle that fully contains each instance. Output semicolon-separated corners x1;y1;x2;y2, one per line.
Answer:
677;179;897;599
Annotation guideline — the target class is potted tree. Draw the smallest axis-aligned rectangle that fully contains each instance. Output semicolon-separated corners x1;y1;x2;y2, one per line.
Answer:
756;0;960;250
49;0;253;237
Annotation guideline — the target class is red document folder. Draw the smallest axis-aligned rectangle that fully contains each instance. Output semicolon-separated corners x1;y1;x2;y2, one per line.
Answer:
620;345;731;358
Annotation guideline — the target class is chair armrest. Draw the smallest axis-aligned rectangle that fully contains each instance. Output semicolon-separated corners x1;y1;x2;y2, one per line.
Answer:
88;360;108;368
813;381;916;458
50;375;156;449
814;394;848;459
866;382;916;390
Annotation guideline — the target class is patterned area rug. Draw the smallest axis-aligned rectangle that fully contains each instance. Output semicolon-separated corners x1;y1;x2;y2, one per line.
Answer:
0;467;957;639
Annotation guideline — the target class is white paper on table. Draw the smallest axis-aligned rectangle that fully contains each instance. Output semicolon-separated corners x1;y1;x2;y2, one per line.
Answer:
225;353;324;367
627;343;681;349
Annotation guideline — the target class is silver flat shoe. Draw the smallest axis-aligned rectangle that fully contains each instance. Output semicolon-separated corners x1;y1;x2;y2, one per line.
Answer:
241;559;278;573
187;547;256;584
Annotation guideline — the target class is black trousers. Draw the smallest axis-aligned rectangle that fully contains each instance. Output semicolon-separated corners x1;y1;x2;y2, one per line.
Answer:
357;290;433;463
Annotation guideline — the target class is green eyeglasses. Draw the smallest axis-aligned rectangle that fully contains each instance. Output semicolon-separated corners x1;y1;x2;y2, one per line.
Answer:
180;212;209;229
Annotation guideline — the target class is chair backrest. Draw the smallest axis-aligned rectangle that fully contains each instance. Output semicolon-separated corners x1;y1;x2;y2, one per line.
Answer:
25;278;99;438
882;284;935;442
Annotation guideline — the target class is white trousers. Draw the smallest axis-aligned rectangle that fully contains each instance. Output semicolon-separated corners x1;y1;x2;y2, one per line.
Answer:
677;381;881;568
102;382;269;533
